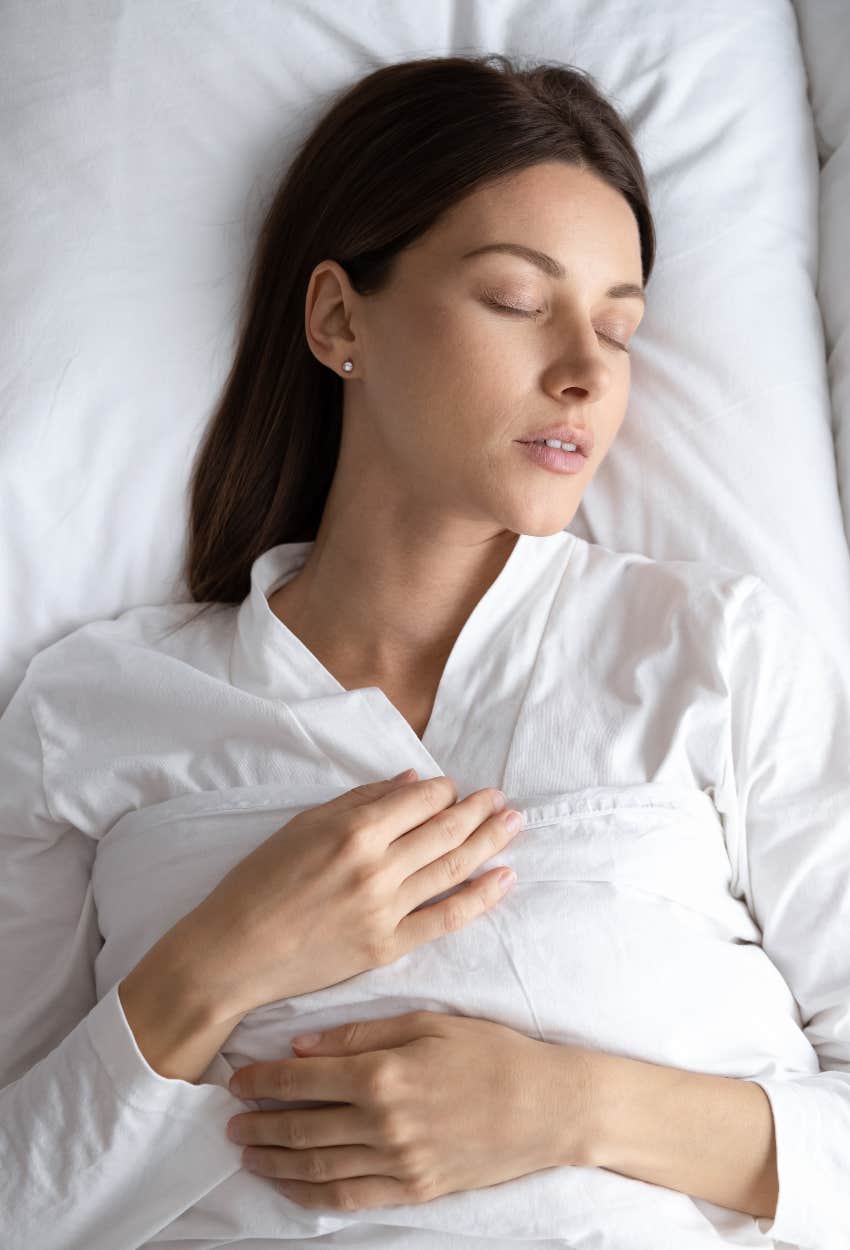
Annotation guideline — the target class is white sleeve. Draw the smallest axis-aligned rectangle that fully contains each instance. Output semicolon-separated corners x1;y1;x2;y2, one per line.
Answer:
719;576;850;1250
0;670;244;1250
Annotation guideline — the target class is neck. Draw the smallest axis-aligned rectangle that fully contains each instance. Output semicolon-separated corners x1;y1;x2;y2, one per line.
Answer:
267;526;520;687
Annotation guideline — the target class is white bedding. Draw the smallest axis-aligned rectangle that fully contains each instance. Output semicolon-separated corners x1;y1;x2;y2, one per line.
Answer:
794;0;850;549
2;3;850;1249
1;0;849;708
6;528;850;1248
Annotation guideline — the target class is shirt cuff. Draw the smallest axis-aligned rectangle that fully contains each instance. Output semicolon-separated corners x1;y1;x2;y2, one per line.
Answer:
86;979;243;1130
749;1073;850;1249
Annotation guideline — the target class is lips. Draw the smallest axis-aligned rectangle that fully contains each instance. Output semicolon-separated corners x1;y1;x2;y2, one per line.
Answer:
516;424;594;457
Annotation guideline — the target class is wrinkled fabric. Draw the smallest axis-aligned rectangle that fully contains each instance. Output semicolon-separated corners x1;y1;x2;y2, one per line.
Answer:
1;528;848;1250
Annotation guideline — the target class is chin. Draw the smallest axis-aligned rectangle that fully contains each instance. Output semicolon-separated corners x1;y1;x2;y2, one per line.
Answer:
514;511;581;538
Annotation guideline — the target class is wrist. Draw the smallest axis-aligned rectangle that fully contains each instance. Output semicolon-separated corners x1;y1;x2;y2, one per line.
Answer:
118;918;246;1084
580;1048;620;1169
536;1039;604;1171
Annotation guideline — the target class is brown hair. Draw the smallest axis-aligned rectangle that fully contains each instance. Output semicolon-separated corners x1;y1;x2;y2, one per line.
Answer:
158;52;656;642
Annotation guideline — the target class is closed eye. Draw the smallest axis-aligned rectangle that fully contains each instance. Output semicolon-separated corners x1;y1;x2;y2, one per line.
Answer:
479;294;631;353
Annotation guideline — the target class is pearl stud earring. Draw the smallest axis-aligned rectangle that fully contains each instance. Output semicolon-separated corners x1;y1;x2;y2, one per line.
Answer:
342;359;354;372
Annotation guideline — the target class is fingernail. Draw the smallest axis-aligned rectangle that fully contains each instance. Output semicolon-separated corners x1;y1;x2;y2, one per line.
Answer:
387;765;417;785
498;870;517;893
292;1032;321;1048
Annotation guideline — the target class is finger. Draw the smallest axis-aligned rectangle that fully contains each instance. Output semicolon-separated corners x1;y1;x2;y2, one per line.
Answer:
321;769;420;813
275;1172;415;1211
241;1142;385;1186
229;1055;363;1104
395;856;519;957
349;774;460;842
390;786;511;884
228;1103;367;1149
291;1009;431;1056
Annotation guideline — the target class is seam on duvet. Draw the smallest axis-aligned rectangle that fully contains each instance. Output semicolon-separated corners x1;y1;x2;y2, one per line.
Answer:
522;798;684;829
124;794;687;839
111;792;298;837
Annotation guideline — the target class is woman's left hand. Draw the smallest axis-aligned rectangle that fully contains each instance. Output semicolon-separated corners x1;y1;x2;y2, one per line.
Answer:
226;1009;597;1211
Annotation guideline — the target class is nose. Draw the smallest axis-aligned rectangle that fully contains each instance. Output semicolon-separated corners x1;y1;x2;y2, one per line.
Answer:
551;331;613;405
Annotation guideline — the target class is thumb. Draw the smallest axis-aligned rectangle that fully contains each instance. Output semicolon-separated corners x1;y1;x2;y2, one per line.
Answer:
291;1011;426;1055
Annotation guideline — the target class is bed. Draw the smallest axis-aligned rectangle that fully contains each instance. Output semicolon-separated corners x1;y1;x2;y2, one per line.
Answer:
1;2;849;1249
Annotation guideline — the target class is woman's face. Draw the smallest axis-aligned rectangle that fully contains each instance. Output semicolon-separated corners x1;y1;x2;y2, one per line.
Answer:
305;160;645;537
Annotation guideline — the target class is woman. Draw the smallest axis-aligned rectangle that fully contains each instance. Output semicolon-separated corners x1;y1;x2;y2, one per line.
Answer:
2;53;849;1250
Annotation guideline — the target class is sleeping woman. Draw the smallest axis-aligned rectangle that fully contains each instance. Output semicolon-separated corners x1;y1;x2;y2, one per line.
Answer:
2;52;849;1250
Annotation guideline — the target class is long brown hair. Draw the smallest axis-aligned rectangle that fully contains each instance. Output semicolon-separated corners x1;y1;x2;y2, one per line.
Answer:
159;52;656;641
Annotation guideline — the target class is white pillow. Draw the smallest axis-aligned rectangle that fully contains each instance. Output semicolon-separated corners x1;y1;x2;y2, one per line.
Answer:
2;0;848;711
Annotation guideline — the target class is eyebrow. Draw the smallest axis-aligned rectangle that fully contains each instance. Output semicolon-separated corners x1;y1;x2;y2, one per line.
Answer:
461;242;646;304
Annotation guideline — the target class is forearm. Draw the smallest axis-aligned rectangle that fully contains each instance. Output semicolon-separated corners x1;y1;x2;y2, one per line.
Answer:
118;912;246;1085
576;1049;778;1220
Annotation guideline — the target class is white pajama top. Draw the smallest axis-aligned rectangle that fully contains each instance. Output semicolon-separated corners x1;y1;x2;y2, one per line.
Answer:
1;527;849;1250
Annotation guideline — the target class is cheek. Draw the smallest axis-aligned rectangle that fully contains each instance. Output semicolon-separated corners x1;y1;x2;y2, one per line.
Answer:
372;302;454;400
383;309;507;432
441;319;527;415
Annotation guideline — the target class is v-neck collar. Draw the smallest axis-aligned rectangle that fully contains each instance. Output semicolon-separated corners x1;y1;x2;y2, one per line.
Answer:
228;528;577;778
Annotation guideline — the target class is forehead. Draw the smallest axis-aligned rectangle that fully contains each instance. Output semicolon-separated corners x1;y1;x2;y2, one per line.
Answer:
413;161;642;281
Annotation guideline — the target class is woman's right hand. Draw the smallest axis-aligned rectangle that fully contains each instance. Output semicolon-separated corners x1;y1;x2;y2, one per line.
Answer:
189;770;524;1018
